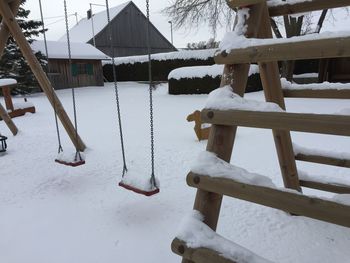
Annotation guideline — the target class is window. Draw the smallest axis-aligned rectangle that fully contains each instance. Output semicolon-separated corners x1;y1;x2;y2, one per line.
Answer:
71;63;94;76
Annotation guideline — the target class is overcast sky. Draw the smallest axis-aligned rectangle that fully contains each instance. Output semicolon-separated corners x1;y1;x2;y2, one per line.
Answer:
23;0;350;49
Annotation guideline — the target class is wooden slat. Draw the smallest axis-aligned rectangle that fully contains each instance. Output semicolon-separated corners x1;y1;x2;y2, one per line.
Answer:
201;109;350;136
300;180;350;194
283;89;350;99
268;0;350;17
295;153;350;168
172;238;237;263
187;172;350;228
0;102;18;135
227;0;264;8
258;5;301;191
215;37;350;64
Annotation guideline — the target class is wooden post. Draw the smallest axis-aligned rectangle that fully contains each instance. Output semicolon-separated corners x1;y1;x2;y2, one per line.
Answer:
1;85;15;111
0;102;18;135
258;4;301;191
0;0;20;57
0;1;86;151
181;4;264;263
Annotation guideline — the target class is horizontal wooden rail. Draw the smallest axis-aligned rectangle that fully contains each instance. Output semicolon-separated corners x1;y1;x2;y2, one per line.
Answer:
171;238;237;263
215;37;350;64
187;172;350;228
296;153;350;168
201;109;350;136
227;0;264;8
283;89;350;99
300;179;350;194
268;0;350;17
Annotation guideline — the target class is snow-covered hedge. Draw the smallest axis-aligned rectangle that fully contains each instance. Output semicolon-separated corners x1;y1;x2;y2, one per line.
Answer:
168;65;262;95
103;49;216;82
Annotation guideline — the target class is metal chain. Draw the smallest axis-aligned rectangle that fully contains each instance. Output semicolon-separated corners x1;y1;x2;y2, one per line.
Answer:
39;0;63;154
146;0;156;188
105;0;128;176
64;0;82;161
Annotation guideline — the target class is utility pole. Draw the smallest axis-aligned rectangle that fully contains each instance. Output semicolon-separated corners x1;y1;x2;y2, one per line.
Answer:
168;20;173;45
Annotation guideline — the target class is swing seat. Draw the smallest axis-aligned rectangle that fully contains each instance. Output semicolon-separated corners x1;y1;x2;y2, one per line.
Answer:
55;158;85;167
118;181;159;196
55;151;85;167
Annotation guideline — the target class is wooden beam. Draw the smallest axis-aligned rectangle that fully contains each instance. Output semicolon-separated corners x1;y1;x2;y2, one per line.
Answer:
0;102;18;135
173;238;238;263
283;89;350;99
187;172;350;228
295;153;350;168
227;0;264;8
215;37;350;64
300;180;350;194
0;1;86;151
257;5;301;191
268;0;350;17
0;0;20;57
202;109;350;136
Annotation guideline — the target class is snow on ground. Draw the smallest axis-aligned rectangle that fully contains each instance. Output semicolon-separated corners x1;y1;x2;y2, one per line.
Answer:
1;82;350;263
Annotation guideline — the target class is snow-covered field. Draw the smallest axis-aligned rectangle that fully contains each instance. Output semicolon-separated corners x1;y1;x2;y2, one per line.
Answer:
1;82;350;263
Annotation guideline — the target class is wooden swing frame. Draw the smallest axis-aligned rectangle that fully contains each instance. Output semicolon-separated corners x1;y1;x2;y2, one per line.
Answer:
0;0;86;151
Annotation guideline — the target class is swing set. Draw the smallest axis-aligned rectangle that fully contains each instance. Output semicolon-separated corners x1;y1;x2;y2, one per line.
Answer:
0;0;159;195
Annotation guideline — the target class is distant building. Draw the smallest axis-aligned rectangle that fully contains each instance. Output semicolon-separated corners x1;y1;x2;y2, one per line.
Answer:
59;1;176;57
31;40;109;90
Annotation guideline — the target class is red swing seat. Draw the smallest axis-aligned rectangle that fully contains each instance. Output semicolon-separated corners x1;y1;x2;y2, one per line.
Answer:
118;181;159;197
55;158;85;167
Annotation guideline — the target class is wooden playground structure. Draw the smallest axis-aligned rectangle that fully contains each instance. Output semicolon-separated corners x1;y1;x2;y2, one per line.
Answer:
0;0;85;152
172;0;350;262
187;110;210;141
0;80;36;118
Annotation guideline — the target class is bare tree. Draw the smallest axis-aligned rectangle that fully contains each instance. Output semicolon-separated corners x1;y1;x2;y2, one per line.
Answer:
162;0;234;35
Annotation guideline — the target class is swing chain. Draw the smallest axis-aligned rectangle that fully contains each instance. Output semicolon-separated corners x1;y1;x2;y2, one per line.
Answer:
146;0;156;188
39;0;63;154
64;0;82;160
105;0;128;176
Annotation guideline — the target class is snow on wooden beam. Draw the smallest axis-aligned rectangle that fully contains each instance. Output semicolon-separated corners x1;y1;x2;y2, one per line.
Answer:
268;0;350;17
295;153;350;168
201;109;350;136
171;238;238;263
300;179;350;194
283;89;350;99
227;0;264;8
215;37;350;64
187;172;350;228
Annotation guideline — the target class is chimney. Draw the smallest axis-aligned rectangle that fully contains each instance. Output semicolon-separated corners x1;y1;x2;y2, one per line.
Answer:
87;9;92;19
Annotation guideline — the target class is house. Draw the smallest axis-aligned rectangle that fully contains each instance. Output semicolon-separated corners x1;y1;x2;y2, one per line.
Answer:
31;40;109;90
59;1;176;57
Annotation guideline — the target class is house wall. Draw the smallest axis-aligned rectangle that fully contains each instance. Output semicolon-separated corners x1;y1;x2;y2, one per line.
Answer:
48;59;104;90
90;2;176;57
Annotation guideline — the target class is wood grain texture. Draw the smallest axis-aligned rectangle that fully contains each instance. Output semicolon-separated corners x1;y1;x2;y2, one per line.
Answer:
187;172;350;228
202;109;350;136
215;37;350;65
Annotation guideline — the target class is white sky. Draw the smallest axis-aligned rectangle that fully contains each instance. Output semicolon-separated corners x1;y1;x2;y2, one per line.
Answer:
23;0;350;49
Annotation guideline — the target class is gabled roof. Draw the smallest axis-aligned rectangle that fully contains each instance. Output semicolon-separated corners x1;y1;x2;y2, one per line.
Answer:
58;1;131;43
31;40;110;60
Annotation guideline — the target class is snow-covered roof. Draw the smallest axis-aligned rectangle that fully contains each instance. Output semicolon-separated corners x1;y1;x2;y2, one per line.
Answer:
31;40;109;60
58;1;130;43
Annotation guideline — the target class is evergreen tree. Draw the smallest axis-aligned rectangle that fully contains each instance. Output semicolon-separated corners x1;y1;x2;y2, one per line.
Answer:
0;0;47;93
